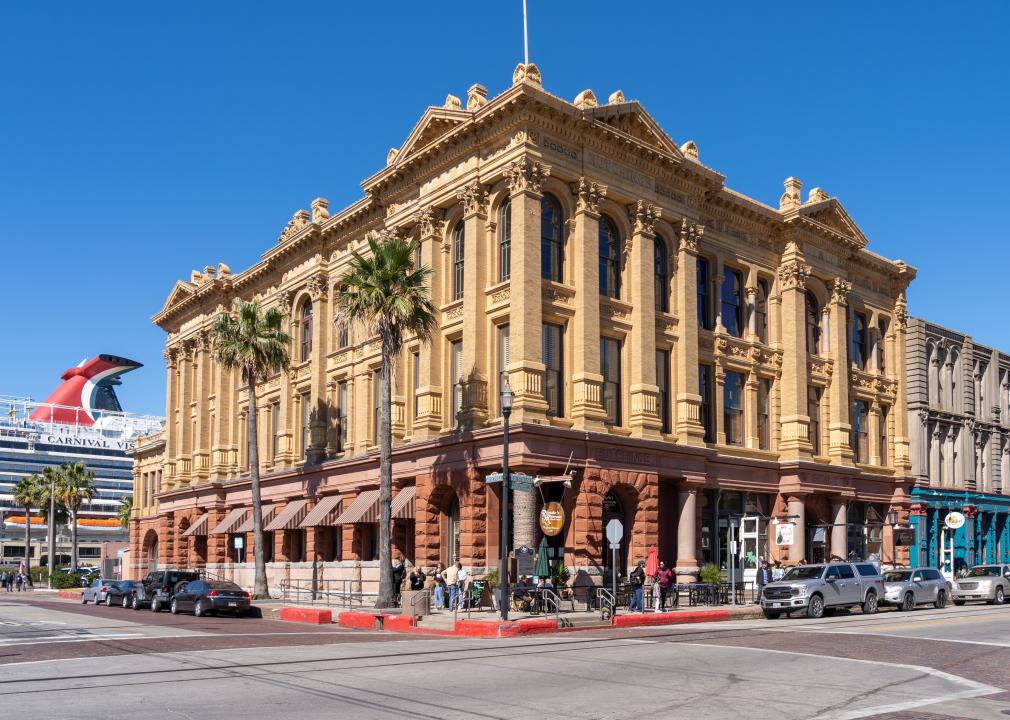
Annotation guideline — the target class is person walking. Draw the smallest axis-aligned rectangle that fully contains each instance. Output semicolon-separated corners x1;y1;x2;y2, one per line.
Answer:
433;563;447;610
656;561;674;611
444;561;460;610
628;561;645;612
456;563;469;610
755;560;773;603
771;560;785;582
0;571;7;592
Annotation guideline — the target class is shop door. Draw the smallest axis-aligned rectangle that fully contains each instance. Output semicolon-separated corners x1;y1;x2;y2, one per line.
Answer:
740;516;763;585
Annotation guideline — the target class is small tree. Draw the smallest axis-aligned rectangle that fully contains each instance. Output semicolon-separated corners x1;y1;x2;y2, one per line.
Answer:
212;297;290;599
56;462;96;571
13;474;45;584
334;233;434;608
117;494;133;530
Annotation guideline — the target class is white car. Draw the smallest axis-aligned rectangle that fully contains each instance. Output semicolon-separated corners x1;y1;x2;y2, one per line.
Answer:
81;578;117;605
952;565;1010;605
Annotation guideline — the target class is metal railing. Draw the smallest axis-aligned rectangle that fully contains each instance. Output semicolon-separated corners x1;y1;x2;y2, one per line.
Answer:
409;588;431;616
278;578;377;607
595;587;616;619
539;588;562;625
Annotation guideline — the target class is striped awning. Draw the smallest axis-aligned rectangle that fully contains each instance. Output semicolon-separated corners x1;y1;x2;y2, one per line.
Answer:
235;503;280;534
181;513;209;537
210;507;248;535
299;495;343;528
333;489;380;524
391;486;416;520
264;499;310;531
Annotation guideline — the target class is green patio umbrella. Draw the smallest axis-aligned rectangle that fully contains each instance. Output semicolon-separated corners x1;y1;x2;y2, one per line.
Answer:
535;536;551;578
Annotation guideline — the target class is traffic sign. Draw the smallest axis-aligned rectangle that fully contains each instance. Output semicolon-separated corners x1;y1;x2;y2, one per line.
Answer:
605;518;623;545
485;471;534;492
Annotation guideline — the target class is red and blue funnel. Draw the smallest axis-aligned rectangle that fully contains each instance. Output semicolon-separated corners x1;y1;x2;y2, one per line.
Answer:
29;354;143;426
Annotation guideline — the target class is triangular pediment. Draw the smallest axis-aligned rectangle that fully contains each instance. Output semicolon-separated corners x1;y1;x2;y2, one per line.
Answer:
160;281;196;314
585;102;683;159
393;106;470;165
800;198;868;247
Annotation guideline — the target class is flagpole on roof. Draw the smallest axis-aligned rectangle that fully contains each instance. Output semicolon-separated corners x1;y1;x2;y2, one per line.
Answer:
522;0;529;65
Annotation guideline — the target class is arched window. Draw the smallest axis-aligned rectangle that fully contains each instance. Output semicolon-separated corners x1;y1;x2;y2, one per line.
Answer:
299;301;313;362
654;236;669;313
805;291;821;354
598;215;621;298
452;221;464;301
541;194;564;282
721;268;743;337
447;497;461;565
498;199;511;282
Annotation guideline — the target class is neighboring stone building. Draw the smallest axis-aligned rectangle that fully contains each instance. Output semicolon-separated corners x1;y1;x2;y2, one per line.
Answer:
133;65;916;593
906;317;1010;573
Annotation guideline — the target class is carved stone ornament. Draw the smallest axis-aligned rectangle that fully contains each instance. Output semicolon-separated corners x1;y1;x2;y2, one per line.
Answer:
414;206;444;239
829;277;853;305
491;287;511;304
307;273;328;301
311;197;330;224
894;291;909;330
457;181;489;217
505;157;551;195
628;200;660;236
572;177;607;215
678;218;704;254
163;346;179;366
278;209;311;243
777;259;811;291
276;289;295;316
512;62;542;87
195;330;211;353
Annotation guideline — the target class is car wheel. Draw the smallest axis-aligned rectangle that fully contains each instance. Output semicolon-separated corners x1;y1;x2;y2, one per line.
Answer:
934;591;947;609
991;587;1005;605
901;593;915;612
81;594;88;604
123;594;130;609
170;599;179;615
132;595;141;610
862;592;879;615
953;599;966;606
194;600;206;618
806;594;825;619
151;598;161;613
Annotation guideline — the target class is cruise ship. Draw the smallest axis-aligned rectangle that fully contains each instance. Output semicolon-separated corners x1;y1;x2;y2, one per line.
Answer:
0;355;163;568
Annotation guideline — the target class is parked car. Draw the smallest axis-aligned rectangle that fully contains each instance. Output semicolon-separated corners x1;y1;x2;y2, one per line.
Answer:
952;564;1010;605
81;578;118;605
169;580;251;617
759;562;885;619
105;580;139;608
132;570;201;612
881;568;950;610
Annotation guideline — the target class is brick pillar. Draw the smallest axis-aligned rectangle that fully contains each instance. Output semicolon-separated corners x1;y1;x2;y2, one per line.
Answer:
674;220;706;444
415;474;440;566
460;469;487;567
827;278;854;464
458;181;490;430
206;509;227;564
627;201;662;439
777;241;812;459
570;178;607;431
412;210;445;439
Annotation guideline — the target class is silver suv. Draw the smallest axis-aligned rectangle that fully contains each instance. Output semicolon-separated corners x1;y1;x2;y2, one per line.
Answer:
760;562;884;619
881;567;950;610
952;564;1010;605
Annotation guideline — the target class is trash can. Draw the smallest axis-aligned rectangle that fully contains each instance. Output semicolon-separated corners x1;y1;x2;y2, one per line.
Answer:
401;589;430;617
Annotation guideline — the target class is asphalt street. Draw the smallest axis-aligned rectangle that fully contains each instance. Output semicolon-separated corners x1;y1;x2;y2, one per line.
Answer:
2;595;1010;719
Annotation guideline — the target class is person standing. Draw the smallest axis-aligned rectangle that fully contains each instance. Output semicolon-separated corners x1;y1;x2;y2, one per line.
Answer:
432;563;446;610
391;553;406;595
456;563;469;610
628;561;645;612
444;562;459;610
408;565;427;592
772;560;785;582
755;560;772;603
656;561;674;611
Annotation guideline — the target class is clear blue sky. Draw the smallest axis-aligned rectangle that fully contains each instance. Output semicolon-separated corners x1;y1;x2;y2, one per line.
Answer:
2;2;1007;417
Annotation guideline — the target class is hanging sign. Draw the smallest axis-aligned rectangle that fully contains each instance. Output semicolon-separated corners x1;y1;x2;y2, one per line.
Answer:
775;523;794;547
944;512;966;530
539;502;565;537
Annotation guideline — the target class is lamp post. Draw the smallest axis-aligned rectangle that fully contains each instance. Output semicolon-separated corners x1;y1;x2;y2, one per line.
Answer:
499;382;514;621
886;508;899;568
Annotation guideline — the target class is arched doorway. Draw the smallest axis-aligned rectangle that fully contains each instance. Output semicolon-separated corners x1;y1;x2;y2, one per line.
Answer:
142;530;159;572
445;496;461;566
602;490;628;584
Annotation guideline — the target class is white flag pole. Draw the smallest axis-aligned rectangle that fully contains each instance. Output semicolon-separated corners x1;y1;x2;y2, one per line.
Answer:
523;0;529;65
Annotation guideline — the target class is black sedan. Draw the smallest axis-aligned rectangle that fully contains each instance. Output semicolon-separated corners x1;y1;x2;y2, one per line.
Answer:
169;580;251;617
106;580;140;608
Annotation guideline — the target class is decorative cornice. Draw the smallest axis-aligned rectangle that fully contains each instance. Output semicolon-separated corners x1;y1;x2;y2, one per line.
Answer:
505;157;551;196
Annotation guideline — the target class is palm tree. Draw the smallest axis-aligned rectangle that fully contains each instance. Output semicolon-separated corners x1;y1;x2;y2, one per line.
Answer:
335;233;435;608
13;474;45;585
55;462;96;571
117;494;133;530
41;465;64;574
212;297;290;599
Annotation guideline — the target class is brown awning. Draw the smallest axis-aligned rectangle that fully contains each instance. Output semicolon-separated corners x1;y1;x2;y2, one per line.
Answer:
181;513;209;537
264;499;310;531
299;495;343;528
234;503;280;534
210;507;248;535
391;486;416;520
333;489;380;524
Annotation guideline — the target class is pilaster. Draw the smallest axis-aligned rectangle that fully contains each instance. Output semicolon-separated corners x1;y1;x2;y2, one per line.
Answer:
674;220;706;445
827;277;854;464
307;271;329;464
626;200;662;438
458;181;490;430
776;242;812;459
413;208;445;439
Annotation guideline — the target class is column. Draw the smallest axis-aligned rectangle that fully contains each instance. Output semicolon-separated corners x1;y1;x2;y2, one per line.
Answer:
745;285;758;340
458;181;489;430
831;500;848;560
674;220;706;444
627;200;662;438
827;277;854;464
869;404;882;466
209;322;228;477
675;481;701;582
930;423;941;486
788;495;807;563
413;208;445;440
712;269;724;331
570;178;608;430
505;158;551;423
776;241;812;458
745;373;760;449
162;347;178;489
275;290;295;467
714;365;727;444
307;271;329;463
192;331;211;480
892;292;912;471
177;339;195;483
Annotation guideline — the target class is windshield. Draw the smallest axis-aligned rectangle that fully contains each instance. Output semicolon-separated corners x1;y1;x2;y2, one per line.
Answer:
208;582;243;591
782;566;824;581
966;566;1001;577
883;571;910;582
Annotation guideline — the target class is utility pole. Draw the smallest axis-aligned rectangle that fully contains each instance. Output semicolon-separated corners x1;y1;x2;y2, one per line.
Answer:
47;476;56;589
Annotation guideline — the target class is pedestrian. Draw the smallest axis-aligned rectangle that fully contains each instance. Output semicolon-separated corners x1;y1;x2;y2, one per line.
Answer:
444;561;460;610
433;563;447;610
771;561;784;582
456;562;469;610
755;560;772;603
0;571;7;592
656;561;674;611
408;565;427;592
628;561;645;612
391;553;406;594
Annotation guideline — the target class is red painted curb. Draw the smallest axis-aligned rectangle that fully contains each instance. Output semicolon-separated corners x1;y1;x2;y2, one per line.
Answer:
611;610;731;628
455;619;558;637
383;614;416;632
279;607;333;625
58;591;83;600
338;611;383;630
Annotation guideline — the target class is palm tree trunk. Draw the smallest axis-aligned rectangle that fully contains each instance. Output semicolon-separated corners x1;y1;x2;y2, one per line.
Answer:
375;341;395;609
23;506;32;587
247;376;269;599
71;506;79;571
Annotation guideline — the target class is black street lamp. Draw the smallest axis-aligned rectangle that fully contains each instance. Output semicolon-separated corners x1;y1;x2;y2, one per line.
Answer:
886;508;899;567
499;382;514;621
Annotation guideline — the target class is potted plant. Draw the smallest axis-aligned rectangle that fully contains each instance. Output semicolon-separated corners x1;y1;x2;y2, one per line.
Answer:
551;562;570;590
484;568;500;609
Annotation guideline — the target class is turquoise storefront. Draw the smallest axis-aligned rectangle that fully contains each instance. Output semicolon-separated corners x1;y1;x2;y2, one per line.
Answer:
910;487;1010;574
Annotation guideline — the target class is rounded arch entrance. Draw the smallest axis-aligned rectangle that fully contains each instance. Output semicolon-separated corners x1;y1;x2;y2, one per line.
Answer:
141;529;159;572
428;485;462;567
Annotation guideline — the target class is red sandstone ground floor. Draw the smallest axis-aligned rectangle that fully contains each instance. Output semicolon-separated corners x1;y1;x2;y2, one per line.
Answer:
129;424;912;590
